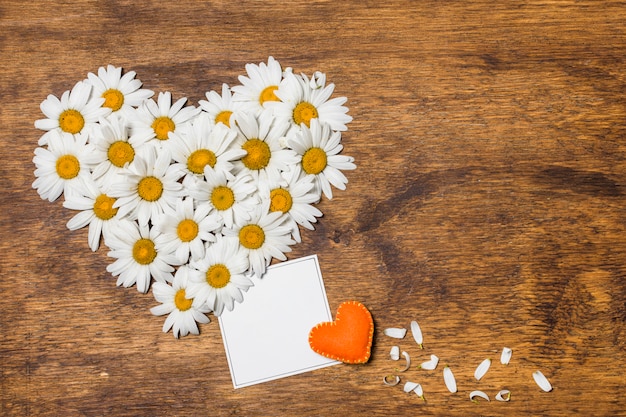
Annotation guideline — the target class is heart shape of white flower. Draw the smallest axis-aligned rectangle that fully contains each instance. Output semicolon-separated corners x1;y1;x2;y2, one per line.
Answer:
32;57;356;338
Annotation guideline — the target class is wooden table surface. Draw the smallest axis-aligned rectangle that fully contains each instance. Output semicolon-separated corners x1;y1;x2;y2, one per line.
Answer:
2;1;626;416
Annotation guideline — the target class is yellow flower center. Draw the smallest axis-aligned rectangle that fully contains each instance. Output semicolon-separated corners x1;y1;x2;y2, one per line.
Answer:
93;194;118;220
259;85;280;105
102;88;125;111
239;224;265;250
107;140;135;168
215;110;233;127
177;219;199;242
241;139;271;171
58;109;85;134
151;116;175;140
174;289;193;311
137;176;163;202
187;149;217;174
293;102;318;128
269;188;293;213
206;264;231;289
211;186;235;211
132;238;156;265
55;154;80;180
301;147;327;175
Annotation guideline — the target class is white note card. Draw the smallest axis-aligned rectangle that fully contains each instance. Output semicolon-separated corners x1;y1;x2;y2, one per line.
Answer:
218;254;340;389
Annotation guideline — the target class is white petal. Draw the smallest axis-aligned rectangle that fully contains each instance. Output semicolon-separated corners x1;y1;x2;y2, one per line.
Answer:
443;366;457;393
500;347;513;365
410;320;423;348
390;345;400;361
495;390;511;402
413;383;424;399
398;351;411;372
383;375;400;386
420;354;439;370
469;390;490;403
532;370;553;392
474;358;491;381
403;381;419;393
384;327;407;339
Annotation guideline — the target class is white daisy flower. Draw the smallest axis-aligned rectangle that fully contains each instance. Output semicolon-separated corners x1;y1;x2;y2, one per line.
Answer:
168;112;246;184
222;200;295;278
259;164;322;243
62;175;123;251
189;170;258;229
108;146;184;227
231;56;286;115
187;236;253;316
150;265;211;338
198;83;244;128
270;70;352;133
232;111;298;184
34;80;110;145
129;91;200;150
86;64;154;118
288;118;356;200
32;131;98;202
154;197;221;263
105;219;180;293
89;113;149;188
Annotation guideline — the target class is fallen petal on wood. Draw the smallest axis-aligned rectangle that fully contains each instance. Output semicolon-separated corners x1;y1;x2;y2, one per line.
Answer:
398;351;410;372
390;345;400;361
495;390;511;402
533;370;553;392
413;383;424;399
500;347;512;365
410;320;423;348
403;381;419;393
469;390;490;403
474;358;491;381
384;327;407;339
443;366;457;393
383;374;400;386
420;354;439;370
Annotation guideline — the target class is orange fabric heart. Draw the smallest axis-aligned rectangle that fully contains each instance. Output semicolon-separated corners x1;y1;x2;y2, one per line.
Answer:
308;300;374;364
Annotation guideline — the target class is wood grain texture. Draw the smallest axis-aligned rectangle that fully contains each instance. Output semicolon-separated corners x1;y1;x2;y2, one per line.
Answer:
2;0;626;415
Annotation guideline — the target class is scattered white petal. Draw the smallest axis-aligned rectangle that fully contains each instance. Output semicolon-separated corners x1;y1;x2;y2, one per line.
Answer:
413;383;424;400
390;345;400;361
474;358;491;381
383;375;400;386
403;381;419;393
495;390;511;402
384;327;407;339
398;351;411;372
469;390;490;403
532;370;553;392
420;354;439;370
443;366;457;393
500;347;513;365
410;320;423;348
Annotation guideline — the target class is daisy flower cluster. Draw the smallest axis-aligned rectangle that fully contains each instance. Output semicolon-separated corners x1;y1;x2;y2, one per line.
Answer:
32;58;355;338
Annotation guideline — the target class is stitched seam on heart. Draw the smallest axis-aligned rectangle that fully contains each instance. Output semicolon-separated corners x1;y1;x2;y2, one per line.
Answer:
309;301;374;364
